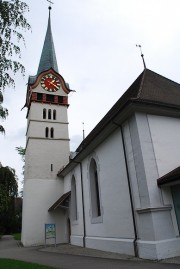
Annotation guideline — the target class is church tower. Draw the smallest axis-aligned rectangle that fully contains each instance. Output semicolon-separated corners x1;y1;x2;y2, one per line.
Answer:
21;7;71;246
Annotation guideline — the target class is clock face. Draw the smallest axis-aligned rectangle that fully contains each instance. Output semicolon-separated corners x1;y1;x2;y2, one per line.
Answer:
41;74;61;92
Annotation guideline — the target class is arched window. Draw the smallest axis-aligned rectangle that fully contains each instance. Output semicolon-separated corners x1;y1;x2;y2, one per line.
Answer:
50;127;54;138
89;158;101;218
43;108;46;119
45;127;49;138
48;109;51;120
71;176;78;221
53;109;56;120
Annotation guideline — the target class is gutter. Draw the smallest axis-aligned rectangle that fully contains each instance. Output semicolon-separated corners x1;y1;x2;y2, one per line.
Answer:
113;121;139;258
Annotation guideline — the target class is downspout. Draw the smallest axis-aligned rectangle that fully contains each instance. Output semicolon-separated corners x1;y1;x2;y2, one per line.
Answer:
72;160;86;248
113;121;138;257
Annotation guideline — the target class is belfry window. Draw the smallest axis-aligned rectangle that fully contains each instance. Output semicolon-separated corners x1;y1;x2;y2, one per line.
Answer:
48;109;51;120
58;96;63;104
46;94;54;103
50;128;54;138
53;109;56;120
71;175;78;221
43;108;46;119
45;127;49;138
89;158;101;218
37;93;42;101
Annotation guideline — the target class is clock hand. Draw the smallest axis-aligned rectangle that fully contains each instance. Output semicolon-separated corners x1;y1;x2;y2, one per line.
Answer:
49;81;60;90
48;80;55;85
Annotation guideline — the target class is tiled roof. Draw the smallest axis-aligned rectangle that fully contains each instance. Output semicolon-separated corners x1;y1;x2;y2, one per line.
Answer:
76;69;180;152
136;69;180;106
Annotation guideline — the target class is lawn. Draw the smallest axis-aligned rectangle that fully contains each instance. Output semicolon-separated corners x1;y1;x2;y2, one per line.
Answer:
0;259;57;269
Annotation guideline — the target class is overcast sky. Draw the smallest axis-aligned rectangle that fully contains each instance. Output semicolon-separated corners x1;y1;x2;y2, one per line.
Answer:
1;0;180;190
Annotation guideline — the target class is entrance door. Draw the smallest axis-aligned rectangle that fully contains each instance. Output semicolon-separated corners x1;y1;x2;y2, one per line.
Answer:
172;185;180;232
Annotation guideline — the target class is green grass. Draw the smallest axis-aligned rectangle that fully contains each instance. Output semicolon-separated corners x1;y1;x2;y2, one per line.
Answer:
13;233;21;240
0;259;57;269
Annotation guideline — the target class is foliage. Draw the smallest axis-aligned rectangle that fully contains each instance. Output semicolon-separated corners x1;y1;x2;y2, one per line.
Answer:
0;0;31;134
16;146;25;196
0;259;57;269
13;232;21;240
0;165;19;234
0;87;8;134
16;146;25;163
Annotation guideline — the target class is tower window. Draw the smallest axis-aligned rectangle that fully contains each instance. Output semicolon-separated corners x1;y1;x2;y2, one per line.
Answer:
58;96;63;104
37;93;43;101
51;164;53;171
45;127;49;138
48;109;51;120
46;94;54;103
50;127;54;138
53;110;56;120
43;108;46;119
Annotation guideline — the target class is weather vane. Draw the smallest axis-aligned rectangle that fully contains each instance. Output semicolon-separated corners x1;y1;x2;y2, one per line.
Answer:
136;44;146;69
47;0;54;10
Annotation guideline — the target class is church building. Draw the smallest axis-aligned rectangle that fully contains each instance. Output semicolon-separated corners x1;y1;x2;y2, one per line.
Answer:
21;7;180;260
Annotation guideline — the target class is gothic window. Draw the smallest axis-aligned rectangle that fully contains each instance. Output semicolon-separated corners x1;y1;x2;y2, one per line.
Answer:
50;127;54;138
45;127;49;138
89;158;101;218
53;109;56;120
48;109;51;120
71;175;78;221
43;108;46;119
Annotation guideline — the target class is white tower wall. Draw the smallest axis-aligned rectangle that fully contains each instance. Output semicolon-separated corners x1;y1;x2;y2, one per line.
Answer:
22;100;70;246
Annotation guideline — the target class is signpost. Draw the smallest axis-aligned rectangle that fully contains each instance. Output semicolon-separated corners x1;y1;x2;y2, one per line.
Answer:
45;223;56;247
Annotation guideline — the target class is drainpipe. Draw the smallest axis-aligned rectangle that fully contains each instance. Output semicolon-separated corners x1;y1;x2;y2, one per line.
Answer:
113;121;138;257
72;160;86;248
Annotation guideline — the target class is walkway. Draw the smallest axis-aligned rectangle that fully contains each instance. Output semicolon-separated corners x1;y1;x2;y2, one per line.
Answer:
0;236;180;269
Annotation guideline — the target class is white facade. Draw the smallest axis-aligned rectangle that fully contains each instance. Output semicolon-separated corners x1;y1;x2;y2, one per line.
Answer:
21;77;70;246
55;110;180;260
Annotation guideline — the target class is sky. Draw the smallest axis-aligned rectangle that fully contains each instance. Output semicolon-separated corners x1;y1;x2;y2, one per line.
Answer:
1;0;180;191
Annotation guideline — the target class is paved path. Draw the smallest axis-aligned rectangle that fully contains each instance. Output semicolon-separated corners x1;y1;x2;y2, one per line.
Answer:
0;236;180;269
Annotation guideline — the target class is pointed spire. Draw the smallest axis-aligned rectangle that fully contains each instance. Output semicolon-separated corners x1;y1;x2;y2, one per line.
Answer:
37;7;59;75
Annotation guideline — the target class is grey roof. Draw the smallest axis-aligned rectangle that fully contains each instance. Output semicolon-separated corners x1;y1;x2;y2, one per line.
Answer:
58;68;180;177
48;191;71;211
75;68;180;152
157;166;180;186
37;11;59;76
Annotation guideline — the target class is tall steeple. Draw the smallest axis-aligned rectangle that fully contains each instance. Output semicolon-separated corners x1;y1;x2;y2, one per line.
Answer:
37;7;59;75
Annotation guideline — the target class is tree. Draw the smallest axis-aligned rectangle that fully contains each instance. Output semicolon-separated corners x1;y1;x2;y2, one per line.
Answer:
0;90;8;134
16;146;25;197
0;0;31;134
0;165;19;233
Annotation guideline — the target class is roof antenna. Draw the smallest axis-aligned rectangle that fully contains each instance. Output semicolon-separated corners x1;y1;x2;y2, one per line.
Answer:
82;122;85;140
136;44;146;69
